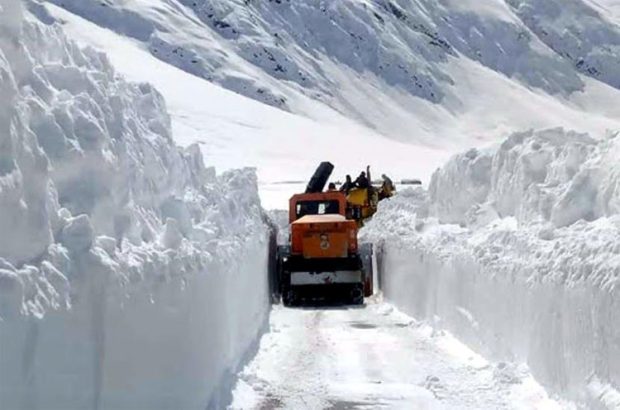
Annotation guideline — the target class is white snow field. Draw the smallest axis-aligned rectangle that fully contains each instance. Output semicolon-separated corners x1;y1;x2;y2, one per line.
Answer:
34;0;620;206
362;128;620;409
230;300;566;410
0;1;270;409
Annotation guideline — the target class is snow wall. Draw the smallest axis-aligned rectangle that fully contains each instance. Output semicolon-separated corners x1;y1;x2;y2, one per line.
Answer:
0;2;271;409
363;128;620;409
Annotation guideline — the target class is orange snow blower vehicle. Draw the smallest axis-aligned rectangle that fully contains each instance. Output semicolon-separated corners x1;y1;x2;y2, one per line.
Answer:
277;162;374;306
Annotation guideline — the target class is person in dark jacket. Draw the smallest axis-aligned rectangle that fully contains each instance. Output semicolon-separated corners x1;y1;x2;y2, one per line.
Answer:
340;175;354;194
354;171;369;189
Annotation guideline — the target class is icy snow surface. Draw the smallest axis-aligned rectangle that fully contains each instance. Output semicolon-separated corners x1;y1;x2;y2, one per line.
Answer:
0;1;270;408
362;128;620;408
229;299;567;410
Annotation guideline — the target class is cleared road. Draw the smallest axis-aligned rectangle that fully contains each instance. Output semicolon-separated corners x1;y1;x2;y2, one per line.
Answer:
229;298;564;410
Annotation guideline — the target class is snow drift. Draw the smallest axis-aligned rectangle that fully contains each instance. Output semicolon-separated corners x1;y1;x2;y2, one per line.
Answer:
363;128;620;408
0;2;270;409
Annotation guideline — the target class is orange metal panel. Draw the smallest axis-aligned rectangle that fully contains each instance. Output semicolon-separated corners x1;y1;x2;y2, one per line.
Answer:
290;217;358;257
287;193;360;259
302;231;348;258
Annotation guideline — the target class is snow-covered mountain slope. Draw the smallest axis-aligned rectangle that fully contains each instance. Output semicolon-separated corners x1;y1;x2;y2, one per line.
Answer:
33;0;620;196
362;128;620;408
35;2;449;189
0;1;270;408
508;0;620;88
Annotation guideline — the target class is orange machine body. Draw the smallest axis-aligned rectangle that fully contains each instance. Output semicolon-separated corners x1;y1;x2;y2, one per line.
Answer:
288;192;358;259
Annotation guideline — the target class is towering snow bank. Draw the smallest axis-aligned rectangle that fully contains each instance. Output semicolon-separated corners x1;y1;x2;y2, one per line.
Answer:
363;129;620;408
429;128;620;229
0;2;270;409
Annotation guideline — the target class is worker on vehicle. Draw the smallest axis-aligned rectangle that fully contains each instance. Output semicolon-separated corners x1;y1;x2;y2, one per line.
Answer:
327;182;337;191
354;171;370;189
379;173;395;199
340;175;354;194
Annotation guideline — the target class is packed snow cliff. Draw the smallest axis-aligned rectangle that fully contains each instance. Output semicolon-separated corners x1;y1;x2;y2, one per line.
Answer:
0;1;270;409
363;128;620;408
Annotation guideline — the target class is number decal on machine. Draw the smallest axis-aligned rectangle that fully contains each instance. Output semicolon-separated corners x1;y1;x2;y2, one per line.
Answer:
319;233;330;250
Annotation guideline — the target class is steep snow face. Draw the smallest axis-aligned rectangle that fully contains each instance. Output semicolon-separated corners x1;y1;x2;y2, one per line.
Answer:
41;0;620;150
0;1;271;408
0;0;238;282
429;128;620;228
0;1;56;267
1;5;187;267
362;129;620;408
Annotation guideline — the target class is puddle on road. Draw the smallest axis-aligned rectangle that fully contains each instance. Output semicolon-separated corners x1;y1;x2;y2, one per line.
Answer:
348;320;412;330
349;322;377;329
325;400;374;410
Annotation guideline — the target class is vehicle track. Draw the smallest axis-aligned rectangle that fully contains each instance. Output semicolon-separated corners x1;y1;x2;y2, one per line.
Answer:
229;298;563;410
